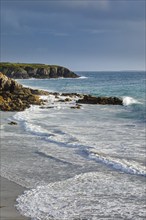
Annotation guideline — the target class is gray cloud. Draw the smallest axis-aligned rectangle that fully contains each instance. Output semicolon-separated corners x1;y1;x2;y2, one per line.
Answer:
2;0;145;20
1;0;145;70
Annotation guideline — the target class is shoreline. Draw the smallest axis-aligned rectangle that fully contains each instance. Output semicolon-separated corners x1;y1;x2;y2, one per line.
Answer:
0;176;30;220
0;111;30;220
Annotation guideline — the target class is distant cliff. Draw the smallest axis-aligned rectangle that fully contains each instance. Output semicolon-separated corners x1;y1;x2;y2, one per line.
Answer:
0;62;79;79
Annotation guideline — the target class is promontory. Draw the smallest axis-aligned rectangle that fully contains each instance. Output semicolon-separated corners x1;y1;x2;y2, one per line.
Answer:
0;62;79;79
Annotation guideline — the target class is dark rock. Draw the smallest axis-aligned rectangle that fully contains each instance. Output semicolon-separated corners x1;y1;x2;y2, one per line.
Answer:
24;66;37;77
77;95;123;105
64;98;72;102
49;67;58;78
8;121;17;125
70;104;81;109
36;68;49;78
61;93;81;97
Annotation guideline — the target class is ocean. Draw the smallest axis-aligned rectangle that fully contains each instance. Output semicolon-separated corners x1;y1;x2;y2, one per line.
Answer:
0;71;146;220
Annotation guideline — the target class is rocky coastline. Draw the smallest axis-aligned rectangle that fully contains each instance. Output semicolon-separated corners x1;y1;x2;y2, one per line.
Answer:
0;62;79;79
0;72;123;111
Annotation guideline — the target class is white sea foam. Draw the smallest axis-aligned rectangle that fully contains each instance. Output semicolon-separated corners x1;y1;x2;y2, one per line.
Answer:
24;122;54;138
122;96;141;106
12;101;145;178
78;76;88;79
88;150;146;176
13;105;41;124
16;172;146;220
2;72;145;220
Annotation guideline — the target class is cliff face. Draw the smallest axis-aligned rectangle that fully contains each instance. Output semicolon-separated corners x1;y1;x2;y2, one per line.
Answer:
0;63;79;79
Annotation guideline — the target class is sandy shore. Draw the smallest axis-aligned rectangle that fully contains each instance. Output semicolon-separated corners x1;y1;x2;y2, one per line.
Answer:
0;111;30;219
0;177;30;220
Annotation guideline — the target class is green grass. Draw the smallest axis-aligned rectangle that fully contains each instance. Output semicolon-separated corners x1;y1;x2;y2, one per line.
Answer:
0;62;63;69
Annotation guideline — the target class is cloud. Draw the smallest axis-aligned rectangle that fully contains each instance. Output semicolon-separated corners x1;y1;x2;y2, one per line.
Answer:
2;0;145;21
60;0;110;11
1;0;145;70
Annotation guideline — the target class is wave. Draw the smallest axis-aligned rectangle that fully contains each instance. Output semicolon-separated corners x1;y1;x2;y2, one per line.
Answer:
16;172;146;220
88;150;146;176
24;122;54;138
122;96;141;106
78;76;88;79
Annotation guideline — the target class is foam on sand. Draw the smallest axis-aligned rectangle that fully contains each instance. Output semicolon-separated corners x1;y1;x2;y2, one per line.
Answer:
16;172;146;220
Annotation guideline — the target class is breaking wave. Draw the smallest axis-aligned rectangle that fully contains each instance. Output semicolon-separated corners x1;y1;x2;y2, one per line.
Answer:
88;150;146;176
122;96;141;106
78;76;88;79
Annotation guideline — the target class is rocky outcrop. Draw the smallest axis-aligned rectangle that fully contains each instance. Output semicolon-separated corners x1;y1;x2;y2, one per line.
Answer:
77;95;123;105
0;63;79;79
0;72;49;111
0;72;123;112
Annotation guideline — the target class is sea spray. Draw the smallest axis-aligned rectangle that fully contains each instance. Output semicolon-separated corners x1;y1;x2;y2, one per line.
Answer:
123;96;141;106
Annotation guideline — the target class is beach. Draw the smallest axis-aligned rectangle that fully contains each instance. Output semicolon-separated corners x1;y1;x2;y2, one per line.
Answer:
0;71;146;219
0;111;30;220
0;176;30;220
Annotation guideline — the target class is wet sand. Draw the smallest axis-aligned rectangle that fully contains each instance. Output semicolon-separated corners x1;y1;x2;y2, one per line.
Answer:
0;176;30;220
0;111;30;219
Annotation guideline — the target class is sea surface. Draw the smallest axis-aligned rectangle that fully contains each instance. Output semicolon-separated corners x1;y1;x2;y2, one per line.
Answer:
0;71;146;220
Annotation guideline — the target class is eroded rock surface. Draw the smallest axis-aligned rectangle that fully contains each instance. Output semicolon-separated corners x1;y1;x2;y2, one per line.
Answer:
0;72;49;111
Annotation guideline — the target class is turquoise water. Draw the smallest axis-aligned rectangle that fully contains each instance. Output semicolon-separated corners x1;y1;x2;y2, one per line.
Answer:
18;71;145;99
1;71;146;220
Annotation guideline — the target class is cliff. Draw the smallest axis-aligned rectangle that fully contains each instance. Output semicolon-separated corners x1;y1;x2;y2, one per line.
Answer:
0;62;79;79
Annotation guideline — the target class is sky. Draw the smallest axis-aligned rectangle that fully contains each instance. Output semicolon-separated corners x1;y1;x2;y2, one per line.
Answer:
0;0;145;71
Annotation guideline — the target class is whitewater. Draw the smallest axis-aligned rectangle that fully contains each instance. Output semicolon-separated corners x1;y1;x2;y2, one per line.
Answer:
0;71;146;220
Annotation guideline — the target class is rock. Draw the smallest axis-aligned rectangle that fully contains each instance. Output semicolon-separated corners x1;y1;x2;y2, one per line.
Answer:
0;63;79;79
70;104;81;109
61;93;81;97
8;121;17;125
0;72;22;92
77;95;123;105
30;89;49;96
64;98;72;102
0;72;123;112
0;72;48;111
